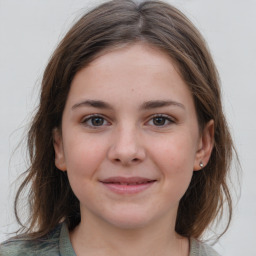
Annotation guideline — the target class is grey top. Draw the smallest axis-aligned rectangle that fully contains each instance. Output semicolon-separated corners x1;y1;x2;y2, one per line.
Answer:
0;223;220;256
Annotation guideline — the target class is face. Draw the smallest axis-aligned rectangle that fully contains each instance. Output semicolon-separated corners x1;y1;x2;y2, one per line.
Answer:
53;43;214;230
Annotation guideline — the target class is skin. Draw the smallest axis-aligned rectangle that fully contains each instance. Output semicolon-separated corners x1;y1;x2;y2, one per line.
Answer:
53;43;214;256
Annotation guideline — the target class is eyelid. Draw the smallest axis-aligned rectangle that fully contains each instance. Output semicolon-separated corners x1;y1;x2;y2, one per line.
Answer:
150;113;175;120
146;114;176;127
81;114;111;128
80;113;175;128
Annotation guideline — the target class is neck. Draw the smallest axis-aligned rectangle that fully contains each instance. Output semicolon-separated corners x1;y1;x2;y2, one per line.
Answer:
70;211;189;256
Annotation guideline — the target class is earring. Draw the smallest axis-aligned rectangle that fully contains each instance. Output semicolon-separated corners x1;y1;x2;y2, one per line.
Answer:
199;161;204;168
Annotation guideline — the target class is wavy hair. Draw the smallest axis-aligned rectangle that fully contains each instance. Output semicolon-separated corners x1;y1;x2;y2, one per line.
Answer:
15;0;236;239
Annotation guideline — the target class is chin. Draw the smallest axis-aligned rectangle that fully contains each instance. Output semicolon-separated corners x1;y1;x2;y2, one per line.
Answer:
101;208;158;230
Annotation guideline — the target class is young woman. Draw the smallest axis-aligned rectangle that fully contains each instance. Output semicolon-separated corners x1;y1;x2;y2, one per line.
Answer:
0;0;236;255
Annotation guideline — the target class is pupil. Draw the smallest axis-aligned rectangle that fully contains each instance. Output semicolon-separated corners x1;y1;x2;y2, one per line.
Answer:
92;117;104;126
153;117;165;126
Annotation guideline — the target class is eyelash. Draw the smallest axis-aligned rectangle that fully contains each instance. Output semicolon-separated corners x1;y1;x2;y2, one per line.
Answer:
81;114;175;128
146;114;175;127
81;114;110;128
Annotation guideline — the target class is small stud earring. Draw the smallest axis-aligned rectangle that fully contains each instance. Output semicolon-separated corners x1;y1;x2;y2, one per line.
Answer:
199;161;204;168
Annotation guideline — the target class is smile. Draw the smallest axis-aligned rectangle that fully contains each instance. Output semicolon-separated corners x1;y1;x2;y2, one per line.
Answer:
100;177;157;194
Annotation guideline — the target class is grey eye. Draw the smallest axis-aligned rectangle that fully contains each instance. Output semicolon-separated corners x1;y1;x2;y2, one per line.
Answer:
153;117;168;126
90;117;105;126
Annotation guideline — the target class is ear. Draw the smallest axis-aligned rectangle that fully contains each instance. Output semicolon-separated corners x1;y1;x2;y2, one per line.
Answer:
194;120;214;171
52;128;67;171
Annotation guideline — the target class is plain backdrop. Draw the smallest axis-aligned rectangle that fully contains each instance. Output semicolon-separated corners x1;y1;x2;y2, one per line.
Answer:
0;0;255;255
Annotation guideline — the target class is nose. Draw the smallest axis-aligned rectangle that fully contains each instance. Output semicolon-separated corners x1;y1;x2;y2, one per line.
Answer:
107;126;146;166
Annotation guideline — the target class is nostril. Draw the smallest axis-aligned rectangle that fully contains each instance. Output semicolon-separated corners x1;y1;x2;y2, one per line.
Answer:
113;157;140;164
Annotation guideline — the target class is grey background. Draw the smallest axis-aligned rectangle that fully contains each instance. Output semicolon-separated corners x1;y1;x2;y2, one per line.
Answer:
1;0;255;255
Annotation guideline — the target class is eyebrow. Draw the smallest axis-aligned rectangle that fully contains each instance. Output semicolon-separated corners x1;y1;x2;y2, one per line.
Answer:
140;100;185;110
72;100;113;110
72;99;185;111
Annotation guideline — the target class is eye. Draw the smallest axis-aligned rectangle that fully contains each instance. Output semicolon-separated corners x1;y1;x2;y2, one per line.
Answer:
147;115;174;127
82;115;110;128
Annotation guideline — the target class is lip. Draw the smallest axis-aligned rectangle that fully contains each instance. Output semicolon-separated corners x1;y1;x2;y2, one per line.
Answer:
100;176;157;194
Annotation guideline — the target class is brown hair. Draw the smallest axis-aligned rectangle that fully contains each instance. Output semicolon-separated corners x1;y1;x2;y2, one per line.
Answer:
15;0;236;239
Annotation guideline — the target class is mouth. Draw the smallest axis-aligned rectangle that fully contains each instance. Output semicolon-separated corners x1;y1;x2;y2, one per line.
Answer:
100;177;157;194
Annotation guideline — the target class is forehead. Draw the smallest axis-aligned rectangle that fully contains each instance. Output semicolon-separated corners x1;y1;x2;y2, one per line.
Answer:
87;42;179;76
67;43;193;109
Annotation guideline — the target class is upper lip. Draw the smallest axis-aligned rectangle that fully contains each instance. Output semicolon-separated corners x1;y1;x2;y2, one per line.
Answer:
100;176;156;184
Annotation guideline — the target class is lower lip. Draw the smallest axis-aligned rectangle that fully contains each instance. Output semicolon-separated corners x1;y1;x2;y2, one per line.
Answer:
101;182;155;194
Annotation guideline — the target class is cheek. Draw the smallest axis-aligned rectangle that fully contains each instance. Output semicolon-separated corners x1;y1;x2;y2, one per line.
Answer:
150;135;196;196
63;135;108;204
63;134;107;179
153;135;197;171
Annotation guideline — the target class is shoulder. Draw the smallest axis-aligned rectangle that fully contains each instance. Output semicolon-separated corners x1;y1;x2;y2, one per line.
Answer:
190;238;221;256
0;224;63;256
